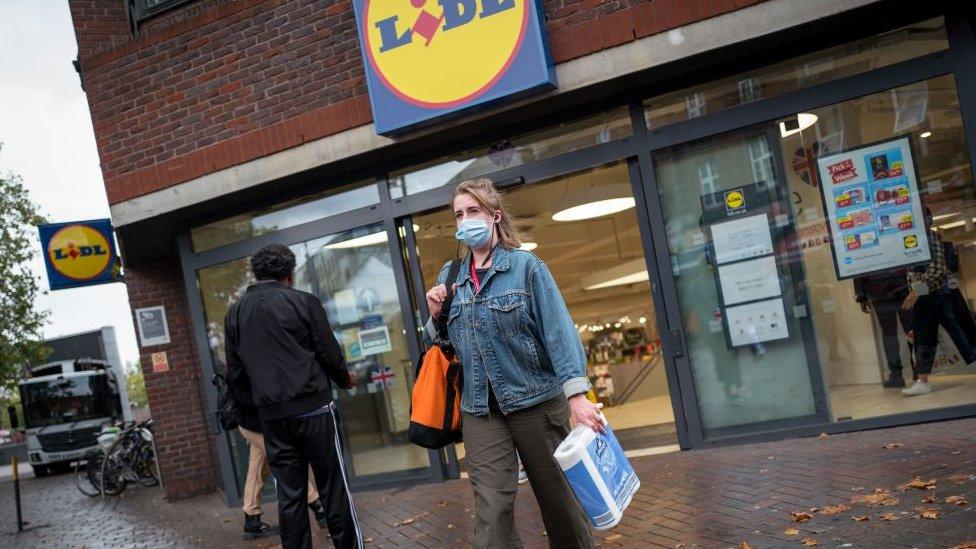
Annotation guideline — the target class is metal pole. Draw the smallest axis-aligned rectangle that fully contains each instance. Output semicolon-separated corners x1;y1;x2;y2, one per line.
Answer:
12;457;23;532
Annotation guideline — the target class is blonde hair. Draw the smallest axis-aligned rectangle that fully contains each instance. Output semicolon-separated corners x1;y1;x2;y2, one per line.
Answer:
453;178;523;250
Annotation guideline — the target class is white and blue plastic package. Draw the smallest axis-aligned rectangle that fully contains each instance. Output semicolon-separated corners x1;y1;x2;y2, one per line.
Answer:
553;418;640;530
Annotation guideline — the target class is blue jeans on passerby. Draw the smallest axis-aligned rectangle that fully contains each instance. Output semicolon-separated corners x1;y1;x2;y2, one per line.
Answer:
914;288;976;375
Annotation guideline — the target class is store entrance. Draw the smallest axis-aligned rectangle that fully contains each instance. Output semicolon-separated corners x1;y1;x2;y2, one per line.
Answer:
411;160;679;455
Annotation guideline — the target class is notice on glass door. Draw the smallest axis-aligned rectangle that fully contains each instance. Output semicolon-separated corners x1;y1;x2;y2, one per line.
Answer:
817;136;931;279
725;298;789;347
710;213;774;265
718;255;781;306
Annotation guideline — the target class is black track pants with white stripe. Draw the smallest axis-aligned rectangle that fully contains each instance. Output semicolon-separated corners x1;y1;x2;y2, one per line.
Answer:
264;410;364;549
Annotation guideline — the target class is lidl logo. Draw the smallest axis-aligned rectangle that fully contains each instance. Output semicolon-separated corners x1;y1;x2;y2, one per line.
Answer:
725;190;745;212
353;0;555;135
38;219;121;290
904;235;918;249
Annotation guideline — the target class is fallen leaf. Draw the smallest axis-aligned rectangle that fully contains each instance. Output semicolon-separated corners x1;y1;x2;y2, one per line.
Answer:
853;488;898;507
950;450;963;455
605;534;623;542
437;500;449;508
851;516;869;522
738;543;753;549
882;442;904;450
879;512;900;521
364;537;373;544
784;527;800;536
221;517;233;523
945;495;969;506
922;494;936;503
819;504;851;516
401;518;416;525
790;511;814;523
915;507;940;520
447;524;455;529
851;486;865;492
818;432;829;439
949;542;976;549
899;477;937;491
801;538;820;547
758;469;768;474
947;474;972;484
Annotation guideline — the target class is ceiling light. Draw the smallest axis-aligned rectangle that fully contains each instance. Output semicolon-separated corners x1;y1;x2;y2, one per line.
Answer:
583;258;650;290
933;213;957;221
938;220;966;230
779;113;819;138
921;131;932;139
639;317;647;324
519;242;538;251
552;184;636;222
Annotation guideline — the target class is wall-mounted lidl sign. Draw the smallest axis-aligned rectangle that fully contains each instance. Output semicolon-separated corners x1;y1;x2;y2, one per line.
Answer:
352;0;557;135
38;219;122;290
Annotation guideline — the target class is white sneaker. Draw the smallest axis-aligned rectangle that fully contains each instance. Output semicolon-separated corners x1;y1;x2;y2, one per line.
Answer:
902;381;933;397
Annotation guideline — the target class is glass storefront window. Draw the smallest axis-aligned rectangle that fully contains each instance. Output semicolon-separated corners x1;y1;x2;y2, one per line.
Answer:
388;107;633;199
413;162;678;453
644;17;947;129
190;180;379;252
779;74;976;422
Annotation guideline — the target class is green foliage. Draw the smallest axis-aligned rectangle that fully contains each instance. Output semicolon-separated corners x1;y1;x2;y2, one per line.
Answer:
126;362;148;409
0;144;49;392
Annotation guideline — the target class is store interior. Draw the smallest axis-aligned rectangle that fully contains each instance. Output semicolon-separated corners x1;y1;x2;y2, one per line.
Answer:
413;161;680;453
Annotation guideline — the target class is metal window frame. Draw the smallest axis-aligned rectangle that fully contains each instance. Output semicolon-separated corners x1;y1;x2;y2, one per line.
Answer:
174;7;976;505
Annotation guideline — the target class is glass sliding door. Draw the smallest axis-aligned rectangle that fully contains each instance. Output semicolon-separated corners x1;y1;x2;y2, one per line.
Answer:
302;225;428;480
195;226;428;492
653;130;829;438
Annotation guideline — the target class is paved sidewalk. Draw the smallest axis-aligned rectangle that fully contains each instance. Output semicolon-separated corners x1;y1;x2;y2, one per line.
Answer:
1;418;974;548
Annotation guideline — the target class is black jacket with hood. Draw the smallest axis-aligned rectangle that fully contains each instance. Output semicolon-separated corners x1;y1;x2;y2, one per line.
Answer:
224;280;350;421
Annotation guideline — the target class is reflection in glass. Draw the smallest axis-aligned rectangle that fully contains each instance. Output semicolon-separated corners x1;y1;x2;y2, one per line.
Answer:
645;18;947;129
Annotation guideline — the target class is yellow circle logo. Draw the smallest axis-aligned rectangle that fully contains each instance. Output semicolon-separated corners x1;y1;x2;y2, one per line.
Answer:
725;190;745;210
47;225;112;281
904;235;918;249
363;0;528;107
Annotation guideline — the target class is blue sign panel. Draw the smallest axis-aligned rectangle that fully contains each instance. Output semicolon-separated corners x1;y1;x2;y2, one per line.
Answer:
38;219;122;290
351;0;557;135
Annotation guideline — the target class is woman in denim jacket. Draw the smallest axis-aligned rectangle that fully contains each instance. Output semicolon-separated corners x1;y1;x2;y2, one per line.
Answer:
425;178;602;549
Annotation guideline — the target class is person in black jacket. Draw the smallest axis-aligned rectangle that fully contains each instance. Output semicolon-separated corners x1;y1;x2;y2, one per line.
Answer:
231;376;331;540
853;268;913;388
225;244;362;549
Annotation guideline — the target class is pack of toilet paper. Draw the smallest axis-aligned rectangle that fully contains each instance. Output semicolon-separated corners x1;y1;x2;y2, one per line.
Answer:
553;418;640;530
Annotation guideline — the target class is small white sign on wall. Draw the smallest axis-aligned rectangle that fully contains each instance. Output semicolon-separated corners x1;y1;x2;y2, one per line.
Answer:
136;306;171;347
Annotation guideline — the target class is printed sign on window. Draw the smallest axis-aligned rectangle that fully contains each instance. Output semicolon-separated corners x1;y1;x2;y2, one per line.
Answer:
816;136;931;279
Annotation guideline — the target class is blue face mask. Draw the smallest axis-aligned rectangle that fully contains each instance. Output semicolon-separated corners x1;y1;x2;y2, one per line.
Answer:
455;219;493;249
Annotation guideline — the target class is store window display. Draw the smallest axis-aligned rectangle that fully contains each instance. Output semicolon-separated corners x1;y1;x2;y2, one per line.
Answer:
413;162;677;451
780;74;976;418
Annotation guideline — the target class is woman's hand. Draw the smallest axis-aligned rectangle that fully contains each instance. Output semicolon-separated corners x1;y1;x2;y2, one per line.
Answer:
426;284;448;319
568;394;605;434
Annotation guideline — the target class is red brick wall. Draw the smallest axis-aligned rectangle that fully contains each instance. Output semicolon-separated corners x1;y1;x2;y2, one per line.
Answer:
69;0;766;206
125;260;218;500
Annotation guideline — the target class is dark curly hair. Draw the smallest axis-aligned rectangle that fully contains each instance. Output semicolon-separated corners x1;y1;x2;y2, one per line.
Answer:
250;244;296;281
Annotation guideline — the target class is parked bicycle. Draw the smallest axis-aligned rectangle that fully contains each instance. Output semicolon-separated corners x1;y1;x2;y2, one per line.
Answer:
74;419;159;497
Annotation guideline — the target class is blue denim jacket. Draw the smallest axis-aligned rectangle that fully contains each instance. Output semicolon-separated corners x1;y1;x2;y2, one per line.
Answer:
424;246;591;416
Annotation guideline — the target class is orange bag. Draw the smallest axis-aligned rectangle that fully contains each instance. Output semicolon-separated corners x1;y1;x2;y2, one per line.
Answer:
408;259;463;449
408;346;462;449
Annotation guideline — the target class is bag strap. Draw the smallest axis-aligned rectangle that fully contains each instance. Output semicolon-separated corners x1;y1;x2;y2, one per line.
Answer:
436;259;462;341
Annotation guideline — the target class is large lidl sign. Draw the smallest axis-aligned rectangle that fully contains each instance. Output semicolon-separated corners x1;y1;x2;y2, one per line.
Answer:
352;0;556;135
38;219;122;290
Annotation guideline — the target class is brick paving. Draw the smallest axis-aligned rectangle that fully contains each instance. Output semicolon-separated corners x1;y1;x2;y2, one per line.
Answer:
1;418;974;548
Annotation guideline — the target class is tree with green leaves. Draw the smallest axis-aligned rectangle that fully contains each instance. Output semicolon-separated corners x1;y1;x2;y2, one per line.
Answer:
126;361;148;409
0;144;49;392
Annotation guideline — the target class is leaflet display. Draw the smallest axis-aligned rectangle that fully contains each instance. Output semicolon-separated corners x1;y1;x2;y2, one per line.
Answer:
817;136;931;279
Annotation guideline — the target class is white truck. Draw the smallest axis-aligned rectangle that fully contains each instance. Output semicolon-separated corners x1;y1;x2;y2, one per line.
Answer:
18;359;131;476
